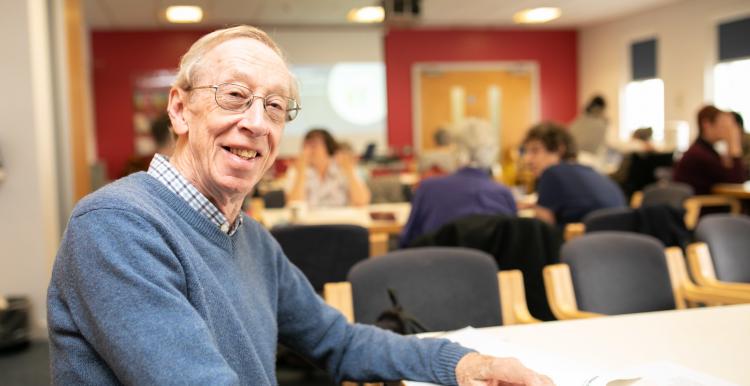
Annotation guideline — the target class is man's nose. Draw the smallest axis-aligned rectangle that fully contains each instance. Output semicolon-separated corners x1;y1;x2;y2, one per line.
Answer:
239;99;270;136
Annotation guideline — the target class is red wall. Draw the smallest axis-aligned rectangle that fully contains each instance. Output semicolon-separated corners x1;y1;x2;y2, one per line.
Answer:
384;28;578;147
92;30;211;178
93;28;578;177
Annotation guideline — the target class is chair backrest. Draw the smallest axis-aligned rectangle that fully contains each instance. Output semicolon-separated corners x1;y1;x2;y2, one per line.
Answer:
262;189;286;208
348;247;501;331
641;182;694;209
409;214;560;321
694;214;750;283
271;224;370;292
561;232;676;315
583;207;637;233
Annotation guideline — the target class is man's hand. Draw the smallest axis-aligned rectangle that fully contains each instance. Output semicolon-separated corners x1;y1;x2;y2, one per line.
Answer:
455;352;554;386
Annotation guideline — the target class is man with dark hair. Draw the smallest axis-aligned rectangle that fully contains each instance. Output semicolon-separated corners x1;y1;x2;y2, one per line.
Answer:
673;105;746;194
150;113;176;156
522;122;625;226
121;113;176;176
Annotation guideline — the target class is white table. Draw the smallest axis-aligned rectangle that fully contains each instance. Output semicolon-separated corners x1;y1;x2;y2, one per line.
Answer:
407;304;750;385
260;203;411;256
260;202;411;234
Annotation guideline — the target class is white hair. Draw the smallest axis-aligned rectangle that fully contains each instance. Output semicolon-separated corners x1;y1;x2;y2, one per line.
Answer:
449;118;499;169
173;25;298;101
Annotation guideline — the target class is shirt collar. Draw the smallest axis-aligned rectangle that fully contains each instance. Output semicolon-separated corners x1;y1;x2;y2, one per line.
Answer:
147;154;243;235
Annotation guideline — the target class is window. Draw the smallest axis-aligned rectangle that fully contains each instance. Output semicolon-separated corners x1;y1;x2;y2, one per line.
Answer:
621;79;665;141
620;38;664;142
714;17;750;132
283;63;387;156
714;58;750;132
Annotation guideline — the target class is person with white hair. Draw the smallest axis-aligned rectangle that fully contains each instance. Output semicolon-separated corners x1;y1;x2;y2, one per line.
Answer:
46;26;551;386
400;118;517;247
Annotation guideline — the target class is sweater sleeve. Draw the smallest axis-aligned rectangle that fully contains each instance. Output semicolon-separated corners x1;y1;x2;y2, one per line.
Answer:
273;249;473;385
48;208;238;386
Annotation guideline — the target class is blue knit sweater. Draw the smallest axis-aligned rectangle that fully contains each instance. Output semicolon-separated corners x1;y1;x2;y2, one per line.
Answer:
47;173;471;385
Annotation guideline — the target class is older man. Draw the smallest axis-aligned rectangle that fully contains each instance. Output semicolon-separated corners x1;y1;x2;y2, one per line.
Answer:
47;26;551;386
400;118;517;247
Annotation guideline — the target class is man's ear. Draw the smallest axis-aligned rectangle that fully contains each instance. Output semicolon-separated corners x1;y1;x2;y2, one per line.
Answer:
168;88;189;136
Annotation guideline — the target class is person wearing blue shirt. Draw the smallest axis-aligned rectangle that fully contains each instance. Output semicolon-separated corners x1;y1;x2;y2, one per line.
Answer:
46;25;552;386
521;122;626;226
401;118;517;247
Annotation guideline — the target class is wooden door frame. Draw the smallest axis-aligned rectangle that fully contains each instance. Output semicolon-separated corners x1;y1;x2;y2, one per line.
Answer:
411;61;540;153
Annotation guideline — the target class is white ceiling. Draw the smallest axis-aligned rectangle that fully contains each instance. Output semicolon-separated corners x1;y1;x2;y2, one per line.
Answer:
84;0;684;29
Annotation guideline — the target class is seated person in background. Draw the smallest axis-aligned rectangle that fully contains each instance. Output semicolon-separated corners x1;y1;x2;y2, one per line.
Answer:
285;128;371;207
673;106;746;194
522;122;626;226
400;118;516;247
417;127;458;176
732;111;750;179
569;95;608;156
121;113;176;176
628;127;656;152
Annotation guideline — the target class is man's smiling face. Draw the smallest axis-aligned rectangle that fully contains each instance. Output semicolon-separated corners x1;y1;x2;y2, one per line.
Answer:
170;37;293;201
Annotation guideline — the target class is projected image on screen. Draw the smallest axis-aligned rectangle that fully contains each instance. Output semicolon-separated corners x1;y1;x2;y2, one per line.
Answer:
281;63;387;157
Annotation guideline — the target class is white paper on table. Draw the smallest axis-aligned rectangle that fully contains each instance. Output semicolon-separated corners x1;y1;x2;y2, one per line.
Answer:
404;327;738;386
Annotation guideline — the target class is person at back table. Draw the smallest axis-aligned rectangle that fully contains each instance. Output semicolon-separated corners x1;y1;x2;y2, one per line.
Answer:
673;106;747;194
46;25;553;386
121;113;176;176
400;118;516;247
521;122;626;226
285;128;371;207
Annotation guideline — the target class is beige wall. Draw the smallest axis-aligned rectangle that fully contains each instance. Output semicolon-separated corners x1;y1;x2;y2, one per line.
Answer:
270;27;383;63
579;0;750;139
0;0;61;337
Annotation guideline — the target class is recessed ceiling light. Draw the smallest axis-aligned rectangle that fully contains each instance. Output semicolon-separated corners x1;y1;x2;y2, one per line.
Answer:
513;7;561;24
347;6;385;23
165;5;203;24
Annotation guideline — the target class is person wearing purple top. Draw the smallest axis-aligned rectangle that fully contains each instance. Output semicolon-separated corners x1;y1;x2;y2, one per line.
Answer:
401;119;517;247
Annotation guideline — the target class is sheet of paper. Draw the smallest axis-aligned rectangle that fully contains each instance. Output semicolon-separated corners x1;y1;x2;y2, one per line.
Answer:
404;328;739;386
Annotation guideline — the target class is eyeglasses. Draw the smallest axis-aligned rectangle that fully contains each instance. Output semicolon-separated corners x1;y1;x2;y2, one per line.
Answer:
190;83;301;122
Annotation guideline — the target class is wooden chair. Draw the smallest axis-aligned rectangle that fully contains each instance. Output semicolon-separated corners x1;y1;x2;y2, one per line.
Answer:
629;182;740;230
543;232;750;320
688;214;750;292
664;247;750;306
683;195;741;229
688;243;750;293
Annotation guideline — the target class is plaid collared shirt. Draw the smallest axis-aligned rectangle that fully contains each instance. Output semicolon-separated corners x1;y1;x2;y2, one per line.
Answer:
147;154;242;235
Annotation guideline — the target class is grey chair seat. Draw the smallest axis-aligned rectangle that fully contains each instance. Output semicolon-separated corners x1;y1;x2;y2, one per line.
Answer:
348;247;502;331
